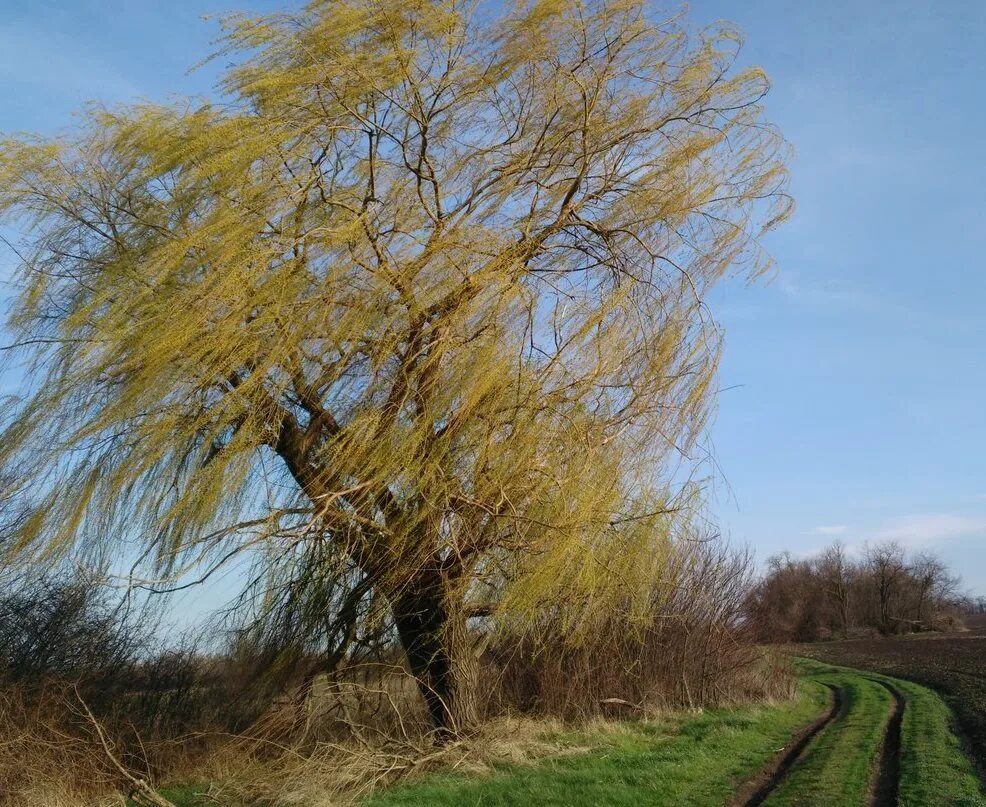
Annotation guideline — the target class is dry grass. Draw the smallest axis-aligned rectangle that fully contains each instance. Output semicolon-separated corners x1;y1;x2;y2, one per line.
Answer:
187;713;614;806
0;543;791;805
0;686;124;807
0;646;792;807
161;646;792;806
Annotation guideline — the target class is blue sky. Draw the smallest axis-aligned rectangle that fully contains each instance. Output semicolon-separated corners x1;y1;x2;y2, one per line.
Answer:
1;1;984;595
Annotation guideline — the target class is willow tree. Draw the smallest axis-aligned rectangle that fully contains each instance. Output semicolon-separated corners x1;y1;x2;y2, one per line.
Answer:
0;0;790;736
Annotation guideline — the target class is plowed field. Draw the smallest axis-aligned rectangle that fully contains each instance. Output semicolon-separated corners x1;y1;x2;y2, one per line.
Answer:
800;617;986;771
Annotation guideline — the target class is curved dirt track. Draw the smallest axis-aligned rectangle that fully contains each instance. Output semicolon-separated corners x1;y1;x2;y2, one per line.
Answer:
869;679;905;807
732;676;908;807
730;683;845;807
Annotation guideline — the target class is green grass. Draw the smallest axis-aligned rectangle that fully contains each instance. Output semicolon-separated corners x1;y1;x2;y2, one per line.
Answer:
363;686;828;806
894;674;985;806
127;784;213;807
155;660;986;807
763;661;893;806
787;659;985;807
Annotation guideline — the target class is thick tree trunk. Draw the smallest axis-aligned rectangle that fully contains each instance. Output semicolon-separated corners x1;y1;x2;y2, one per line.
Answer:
391;581;459;741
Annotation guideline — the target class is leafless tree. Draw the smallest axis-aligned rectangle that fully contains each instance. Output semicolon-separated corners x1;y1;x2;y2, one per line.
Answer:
818;541;853;638
747;540;965;642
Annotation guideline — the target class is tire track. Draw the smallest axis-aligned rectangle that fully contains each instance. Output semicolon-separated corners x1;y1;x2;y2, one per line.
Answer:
868;679;905;807
731;683;845;807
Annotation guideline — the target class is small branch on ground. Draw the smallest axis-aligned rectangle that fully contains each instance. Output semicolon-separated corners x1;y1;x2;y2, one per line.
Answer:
73;687;178;807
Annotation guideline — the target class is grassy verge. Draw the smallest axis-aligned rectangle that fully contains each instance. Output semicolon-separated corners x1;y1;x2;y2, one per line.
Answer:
787;658;984;807
762;661;892;806
152;660;986;806
800;636;986;796
363;686;827;807
894;674;985;807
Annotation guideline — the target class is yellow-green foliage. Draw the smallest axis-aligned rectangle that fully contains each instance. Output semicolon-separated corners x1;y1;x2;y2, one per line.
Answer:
0;0;790;640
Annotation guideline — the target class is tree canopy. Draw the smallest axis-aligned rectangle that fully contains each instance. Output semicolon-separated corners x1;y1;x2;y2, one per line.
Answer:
0;0;790;734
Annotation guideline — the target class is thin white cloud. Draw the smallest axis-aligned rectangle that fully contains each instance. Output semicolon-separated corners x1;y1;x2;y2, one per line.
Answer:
868;513;986;549
776;272;912;319
815;514;986;558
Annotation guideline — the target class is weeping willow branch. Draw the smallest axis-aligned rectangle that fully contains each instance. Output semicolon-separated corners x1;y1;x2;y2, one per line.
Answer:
0;0;791;735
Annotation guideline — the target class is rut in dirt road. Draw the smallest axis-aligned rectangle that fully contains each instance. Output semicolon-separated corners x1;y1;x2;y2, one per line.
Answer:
869;679;905;807
731;683;845;807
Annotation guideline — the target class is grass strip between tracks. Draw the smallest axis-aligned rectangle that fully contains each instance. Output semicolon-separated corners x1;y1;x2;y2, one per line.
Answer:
766;659;985;807
755;662;893;806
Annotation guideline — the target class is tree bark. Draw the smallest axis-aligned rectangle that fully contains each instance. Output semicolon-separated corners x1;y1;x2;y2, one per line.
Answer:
391;579;459;742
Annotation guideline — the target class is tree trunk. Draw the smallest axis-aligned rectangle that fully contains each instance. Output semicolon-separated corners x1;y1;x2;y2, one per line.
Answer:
839;590;850;639
917;586;929;625
391;580;459;742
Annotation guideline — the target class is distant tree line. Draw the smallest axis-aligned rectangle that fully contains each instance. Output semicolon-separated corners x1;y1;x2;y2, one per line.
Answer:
745;540;963;643
964;596;986;615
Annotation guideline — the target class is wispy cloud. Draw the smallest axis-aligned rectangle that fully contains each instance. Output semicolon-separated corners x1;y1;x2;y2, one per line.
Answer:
810;514;986;556
775;272;911;318
773;272;983;335
867;513;986;549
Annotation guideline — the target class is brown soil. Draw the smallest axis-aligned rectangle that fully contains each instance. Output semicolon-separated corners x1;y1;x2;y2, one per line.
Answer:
730;683;844;807
799;625;986;779
868;678;905;807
